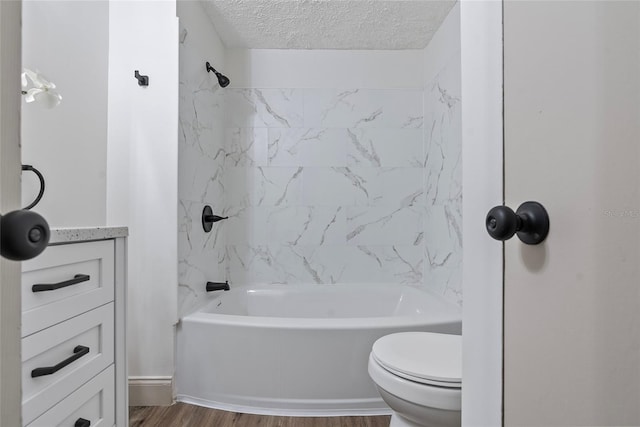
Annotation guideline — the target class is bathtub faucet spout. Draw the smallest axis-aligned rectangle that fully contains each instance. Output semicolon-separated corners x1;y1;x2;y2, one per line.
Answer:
206;281;230;292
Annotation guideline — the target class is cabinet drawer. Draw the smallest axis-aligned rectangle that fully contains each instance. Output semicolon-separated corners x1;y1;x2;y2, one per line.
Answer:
27;366;115;427
22;240;114;337
22;304;114;425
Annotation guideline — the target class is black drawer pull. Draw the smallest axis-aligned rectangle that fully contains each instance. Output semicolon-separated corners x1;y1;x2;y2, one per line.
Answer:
31;345;90;378
32;274;90;292
75;418;91;427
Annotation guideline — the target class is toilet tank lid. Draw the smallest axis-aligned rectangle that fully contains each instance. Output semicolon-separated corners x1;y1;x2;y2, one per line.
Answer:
372;332;462;384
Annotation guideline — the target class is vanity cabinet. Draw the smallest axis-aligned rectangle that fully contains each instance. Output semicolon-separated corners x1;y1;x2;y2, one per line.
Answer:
21;229;128;427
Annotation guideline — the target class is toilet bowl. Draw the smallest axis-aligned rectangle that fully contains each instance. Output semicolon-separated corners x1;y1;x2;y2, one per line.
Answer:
368;332;462;427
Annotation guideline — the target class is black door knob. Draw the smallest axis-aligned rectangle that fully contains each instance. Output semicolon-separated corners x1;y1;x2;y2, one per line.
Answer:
1;210;50;260
486;201;549;245
74;418;91;427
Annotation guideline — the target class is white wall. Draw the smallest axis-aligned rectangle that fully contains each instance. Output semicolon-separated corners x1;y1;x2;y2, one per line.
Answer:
226;49;424;89
107;0;179;388
22;0;180;399
177;1;227;317
460;1;504;425
21;0;109;227
423;2;461;87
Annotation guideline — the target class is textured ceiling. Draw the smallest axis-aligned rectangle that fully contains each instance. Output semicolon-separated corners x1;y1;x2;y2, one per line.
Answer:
200;0;457;50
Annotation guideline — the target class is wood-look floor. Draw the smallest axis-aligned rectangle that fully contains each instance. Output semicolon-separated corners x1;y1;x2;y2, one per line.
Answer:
129;403;390;427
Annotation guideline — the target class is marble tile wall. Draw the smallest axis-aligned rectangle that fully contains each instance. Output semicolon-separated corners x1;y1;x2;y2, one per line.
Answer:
423;54;462;305
177;17;227;317
178;42;461;311
223;54;461;306
224;88;432;287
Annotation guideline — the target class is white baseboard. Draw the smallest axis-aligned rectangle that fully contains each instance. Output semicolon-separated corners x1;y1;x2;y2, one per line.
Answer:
128;377;174;406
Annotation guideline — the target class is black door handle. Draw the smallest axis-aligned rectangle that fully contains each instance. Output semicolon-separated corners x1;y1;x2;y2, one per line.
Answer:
31;345;90;378
486;201;550;245
32;274;90;293
74;418;91;427
0;209;49;260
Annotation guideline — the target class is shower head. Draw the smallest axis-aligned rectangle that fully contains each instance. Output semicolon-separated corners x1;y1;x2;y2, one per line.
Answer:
206;62;230;88
217;73;230;88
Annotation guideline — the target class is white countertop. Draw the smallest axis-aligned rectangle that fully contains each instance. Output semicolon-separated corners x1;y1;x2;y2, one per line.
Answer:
49;226;128;244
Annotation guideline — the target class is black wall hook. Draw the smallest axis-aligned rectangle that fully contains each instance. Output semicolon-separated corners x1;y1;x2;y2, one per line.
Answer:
134;70;149;86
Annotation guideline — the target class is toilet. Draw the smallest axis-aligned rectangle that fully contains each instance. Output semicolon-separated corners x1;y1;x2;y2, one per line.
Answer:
368;332;462;427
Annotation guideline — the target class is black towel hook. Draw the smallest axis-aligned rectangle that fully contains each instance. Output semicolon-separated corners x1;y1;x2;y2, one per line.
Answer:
22;165;45;210
134;70;149;86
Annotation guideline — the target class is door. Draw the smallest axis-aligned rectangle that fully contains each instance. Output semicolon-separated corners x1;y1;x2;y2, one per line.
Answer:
504;1;640;425
0;1;23;426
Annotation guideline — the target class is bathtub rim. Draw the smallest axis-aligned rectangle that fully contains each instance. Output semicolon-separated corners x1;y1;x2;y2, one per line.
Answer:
180;312;461;330
181;283;462;331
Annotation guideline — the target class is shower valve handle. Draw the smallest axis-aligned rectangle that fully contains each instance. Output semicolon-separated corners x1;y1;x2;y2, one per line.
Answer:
202;205;228;232
486;201;549;245
204;215;228;223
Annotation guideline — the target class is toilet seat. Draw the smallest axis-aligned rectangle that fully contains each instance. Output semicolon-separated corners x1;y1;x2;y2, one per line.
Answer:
368;353;461;412
371;332;461;388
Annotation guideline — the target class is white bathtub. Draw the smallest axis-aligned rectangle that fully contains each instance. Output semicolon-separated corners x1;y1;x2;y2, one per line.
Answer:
176;284;461;416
